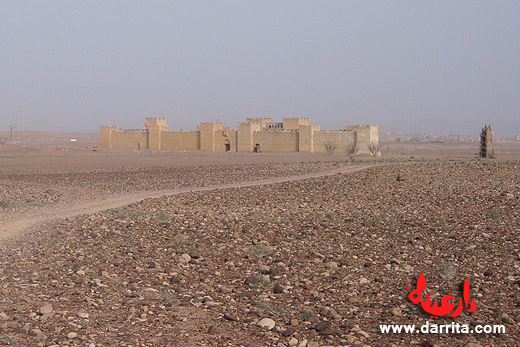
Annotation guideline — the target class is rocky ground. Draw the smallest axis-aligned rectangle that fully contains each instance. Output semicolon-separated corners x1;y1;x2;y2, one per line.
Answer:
0;161;345;222
0;161;519;346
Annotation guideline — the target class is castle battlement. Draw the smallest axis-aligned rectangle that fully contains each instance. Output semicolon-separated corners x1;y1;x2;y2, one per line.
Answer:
100;117;380;155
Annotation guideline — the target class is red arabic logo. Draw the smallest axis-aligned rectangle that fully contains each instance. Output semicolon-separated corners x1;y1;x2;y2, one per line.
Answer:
406;273;477;319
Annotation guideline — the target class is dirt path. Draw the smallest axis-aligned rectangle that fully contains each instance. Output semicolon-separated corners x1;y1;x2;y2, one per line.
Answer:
0;164;373;240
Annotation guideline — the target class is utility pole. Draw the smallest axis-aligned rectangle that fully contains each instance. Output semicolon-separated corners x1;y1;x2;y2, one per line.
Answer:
6;124;17;141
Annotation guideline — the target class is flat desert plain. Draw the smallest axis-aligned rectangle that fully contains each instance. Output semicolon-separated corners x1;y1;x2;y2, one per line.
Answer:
0;139;519;347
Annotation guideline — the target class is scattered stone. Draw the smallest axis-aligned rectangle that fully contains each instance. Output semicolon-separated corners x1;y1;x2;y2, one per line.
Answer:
258;318;276;330
269;266;282;276
259;264;270;274
189;250;201;259
391;307;402;317
39;303;53;315
273;283;284;293
207;325;217;335
223;314;239;322
179;253;191;264
354;330;369;338
324;261;338;269
315;320;330;332
465;343;483;347
282;328;294;336
500;312;515;324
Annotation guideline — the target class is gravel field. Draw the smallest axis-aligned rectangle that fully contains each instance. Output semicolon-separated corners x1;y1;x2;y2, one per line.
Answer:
0;161;518;346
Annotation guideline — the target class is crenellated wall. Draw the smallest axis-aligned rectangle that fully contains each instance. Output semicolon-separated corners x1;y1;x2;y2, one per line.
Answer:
99;117;380;156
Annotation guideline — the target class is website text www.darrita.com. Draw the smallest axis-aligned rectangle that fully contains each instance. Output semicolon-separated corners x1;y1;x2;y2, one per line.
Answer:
379;321;505;334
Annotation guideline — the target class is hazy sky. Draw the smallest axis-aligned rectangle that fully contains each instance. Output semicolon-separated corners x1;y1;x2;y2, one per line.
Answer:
1;1;519;136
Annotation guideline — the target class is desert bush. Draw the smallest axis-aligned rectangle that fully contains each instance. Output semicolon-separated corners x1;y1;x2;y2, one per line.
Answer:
248;245;273;258
324;142;337;155
438;261;457;280
487;208;501;220
157;211;171;222
369;143;381;156
299;307;315;321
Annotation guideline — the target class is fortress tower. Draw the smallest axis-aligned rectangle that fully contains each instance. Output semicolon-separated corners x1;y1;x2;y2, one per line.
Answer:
145;118;168;150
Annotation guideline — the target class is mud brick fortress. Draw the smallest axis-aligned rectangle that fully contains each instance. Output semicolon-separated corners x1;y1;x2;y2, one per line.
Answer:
99;117;380;155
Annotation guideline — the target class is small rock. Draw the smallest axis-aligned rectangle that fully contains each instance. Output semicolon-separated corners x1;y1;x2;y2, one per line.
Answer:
39;303;53;315
315;320;330;332
500;312;515;324
348;296;361;303
324;262;338;269
259;264;270;274
298;339;308;347
359;278;369;284
320;327;341;335
76;269;86;276
319;307;338;318
77;312;89;319
289;337;298;346
189;251;201;259
258;317;276;330
354;330;369;338
223;314;239;322
207;325;217;334
273;283;284;293
269;266;282;276
67;332;78;339
465;343;483;347
391;307;403;317
219;286;233;293
282;328;294;336
179;253;191;264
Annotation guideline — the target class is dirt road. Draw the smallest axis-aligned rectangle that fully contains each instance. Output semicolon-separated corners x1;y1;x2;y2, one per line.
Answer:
0;164;373;240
